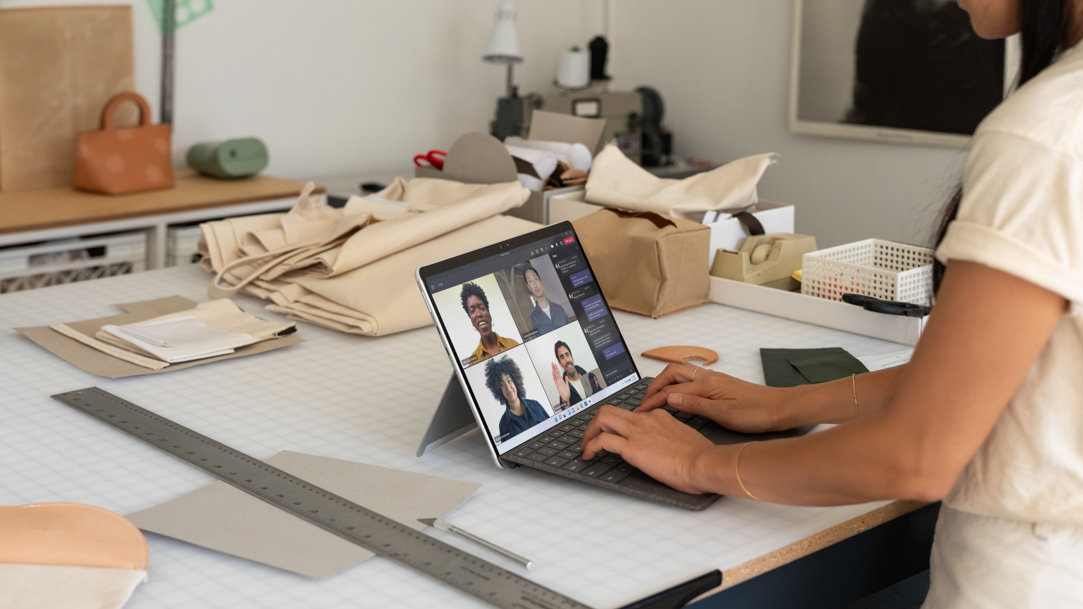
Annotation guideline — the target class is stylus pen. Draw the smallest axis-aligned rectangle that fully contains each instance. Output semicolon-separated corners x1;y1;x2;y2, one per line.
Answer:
418;517;534;570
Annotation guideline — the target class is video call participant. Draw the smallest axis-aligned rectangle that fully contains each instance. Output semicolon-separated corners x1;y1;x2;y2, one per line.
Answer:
484;356;549;441
461;281;518;364
551;340;601;409
524;266;571;335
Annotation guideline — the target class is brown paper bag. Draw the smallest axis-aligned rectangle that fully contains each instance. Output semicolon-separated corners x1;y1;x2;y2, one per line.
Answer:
0;6;135;191
572;208;710;318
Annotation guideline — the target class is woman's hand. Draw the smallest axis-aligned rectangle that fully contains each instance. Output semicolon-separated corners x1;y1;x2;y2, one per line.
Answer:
580;405;719;494
639;364;787;433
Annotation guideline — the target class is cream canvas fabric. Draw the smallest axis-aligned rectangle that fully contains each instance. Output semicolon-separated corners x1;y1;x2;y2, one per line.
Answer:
585;145;776;217
199;178;538;336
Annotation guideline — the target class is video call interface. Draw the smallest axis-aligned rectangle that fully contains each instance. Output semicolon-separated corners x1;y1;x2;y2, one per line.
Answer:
423;228;640;453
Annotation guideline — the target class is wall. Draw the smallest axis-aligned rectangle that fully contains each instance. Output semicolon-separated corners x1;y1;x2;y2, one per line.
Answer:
5;0;607;182
607;0;972;247
7;0;974;248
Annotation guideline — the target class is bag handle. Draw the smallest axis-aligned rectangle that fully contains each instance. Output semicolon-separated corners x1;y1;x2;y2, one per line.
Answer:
734;211;765;236
99;92;153;131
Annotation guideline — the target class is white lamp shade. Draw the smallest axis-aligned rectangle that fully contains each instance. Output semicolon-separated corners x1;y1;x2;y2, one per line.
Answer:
483;2;522;64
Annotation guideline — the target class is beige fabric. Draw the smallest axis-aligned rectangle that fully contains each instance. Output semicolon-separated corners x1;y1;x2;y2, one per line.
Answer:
199;178;537;336
924;504;1083;609
0;565;147;609
585;145;776;217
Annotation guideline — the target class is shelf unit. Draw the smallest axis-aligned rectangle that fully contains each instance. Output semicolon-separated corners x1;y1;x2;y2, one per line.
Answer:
0;172;321;287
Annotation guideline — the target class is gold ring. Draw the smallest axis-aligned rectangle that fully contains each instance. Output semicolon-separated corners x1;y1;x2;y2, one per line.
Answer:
690;367;699;382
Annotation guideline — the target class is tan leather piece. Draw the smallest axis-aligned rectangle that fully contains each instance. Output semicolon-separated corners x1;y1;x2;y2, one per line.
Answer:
0;503;148;570
641;345;719;366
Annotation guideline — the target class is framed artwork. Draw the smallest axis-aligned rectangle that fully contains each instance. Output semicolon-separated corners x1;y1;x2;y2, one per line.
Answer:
788;0;1016;147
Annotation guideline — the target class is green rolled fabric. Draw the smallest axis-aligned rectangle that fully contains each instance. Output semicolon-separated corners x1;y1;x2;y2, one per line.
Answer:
186;138;269;179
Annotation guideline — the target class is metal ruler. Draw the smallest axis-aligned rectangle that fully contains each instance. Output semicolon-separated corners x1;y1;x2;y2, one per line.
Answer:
51;387;592;609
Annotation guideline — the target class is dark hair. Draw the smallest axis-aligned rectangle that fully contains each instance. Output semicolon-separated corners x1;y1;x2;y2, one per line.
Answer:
460;282;488;313
932;0;1072;289
523;265;540;281
484;356;526;406
554;340;571;360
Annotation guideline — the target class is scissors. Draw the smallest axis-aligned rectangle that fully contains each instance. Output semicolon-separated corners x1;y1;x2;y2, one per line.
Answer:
413;149;447;170
842;293;931;317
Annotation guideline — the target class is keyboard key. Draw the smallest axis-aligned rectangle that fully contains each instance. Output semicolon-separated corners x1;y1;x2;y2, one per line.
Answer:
601;468;631;484
536;446;559;457
545;456;570;468
562;457;589;472
583;461;616;479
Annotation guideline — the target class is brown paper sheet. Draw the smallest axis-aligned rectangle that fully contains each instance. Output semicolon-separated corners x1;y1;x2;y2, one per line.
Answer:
15;296;303;378
126;451;481;579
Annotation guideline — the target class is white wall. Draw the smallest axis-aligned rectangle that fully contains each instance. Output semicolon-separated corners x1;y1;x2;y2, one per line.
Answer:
7;0;607;179
9;0;972;248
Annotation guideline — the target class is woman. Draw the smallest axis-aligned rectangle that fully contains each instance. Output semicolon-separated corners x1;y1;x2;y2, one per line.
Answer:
485;356;549;441
582;1;1083;606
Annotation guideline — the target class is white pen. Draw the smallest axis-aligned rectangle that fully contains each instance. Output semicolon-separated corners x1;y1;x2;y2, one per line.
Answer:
418;517;534;570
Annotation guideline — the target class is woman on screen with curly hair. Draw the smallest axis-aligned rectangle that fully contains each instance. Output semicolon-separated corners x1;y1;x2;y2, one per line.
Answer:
485;356;549;442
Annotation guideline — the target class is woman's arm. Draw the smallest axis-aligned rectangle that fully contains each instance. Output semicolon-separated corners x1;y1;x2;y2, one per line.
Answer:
637;364;904;432
583;261;1067;503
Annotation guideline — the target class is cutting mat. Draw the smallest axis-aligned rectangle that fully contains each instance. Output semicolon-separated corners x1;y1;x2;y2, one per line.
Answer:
0;265;909;608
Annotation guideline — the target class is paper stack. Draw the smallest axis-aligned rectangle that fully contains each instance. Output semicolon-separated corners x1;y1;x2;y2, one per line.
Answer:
51;299;296;371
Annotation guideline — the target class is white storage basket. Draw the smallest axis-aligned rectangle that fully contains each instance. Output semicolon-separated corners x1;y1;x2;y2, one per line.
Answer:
166;224;205;266
0;231;147;293
801;238;934;306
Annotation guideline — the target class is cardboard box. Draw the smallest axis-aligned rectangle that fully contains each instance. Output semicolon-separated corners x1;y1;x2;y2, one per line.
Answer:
549;190;795;266
709;276;926;345
415;111;605;224
0;6;136;191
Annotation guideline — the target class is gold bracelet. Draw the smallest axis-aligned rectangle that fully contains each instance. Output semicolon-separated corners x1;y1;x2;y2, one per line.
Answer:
851;373;860;417
734;442;761;501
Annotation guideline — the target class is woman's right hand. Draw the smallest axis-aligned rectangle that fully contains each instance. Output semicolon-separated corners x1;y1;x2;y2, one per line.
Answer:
638;364;790;433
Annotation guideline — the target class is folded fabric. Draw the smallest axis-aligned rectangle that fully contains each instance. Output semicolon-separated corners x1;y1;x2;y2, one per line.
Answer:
0;502;148;609
199;177;538;336
585;144;777;218
760;347;869;387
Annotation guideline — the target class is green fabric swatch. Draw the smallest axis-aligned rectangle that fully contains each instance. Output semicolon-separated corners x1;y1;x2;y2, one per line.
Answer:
760;347;869;387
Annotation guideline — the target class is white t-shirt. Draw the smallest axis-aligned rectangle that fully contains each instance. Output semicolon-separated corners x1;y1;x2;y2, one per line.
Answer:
936;42;1083;527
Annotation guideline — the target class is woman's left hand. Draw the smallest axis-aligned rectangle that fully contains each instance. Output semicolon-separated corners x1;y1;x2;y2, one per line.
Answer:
581;405;718;494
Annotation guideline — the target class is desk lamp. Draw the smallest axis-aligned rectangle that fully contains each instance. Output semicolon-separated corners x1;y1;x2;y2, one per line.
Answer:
483;1;524;139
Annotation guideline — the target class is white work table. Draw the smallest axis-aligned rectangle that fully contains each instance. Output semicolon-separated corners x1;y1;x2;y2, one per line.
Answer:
0;264;930;608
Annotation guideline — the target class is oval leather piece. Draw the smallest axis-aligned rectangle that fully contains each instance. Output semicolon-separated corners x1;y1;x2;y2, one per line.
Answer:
0;502;148;570
641;345;719;366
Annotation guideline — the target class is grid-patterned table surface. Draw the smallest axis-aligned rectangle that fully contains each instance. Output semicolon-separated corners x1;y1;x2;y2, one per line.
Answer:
0;265;911;608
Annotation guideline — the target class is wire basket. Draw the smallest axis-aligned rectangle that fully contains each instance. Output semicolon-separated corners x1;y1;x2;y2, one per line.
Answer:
801;238;934;306
0;231;147;294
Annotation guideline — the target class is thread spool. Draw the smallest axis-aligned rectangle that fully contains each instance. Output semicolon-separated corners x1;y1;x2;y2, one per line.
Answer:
556;47;590;89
